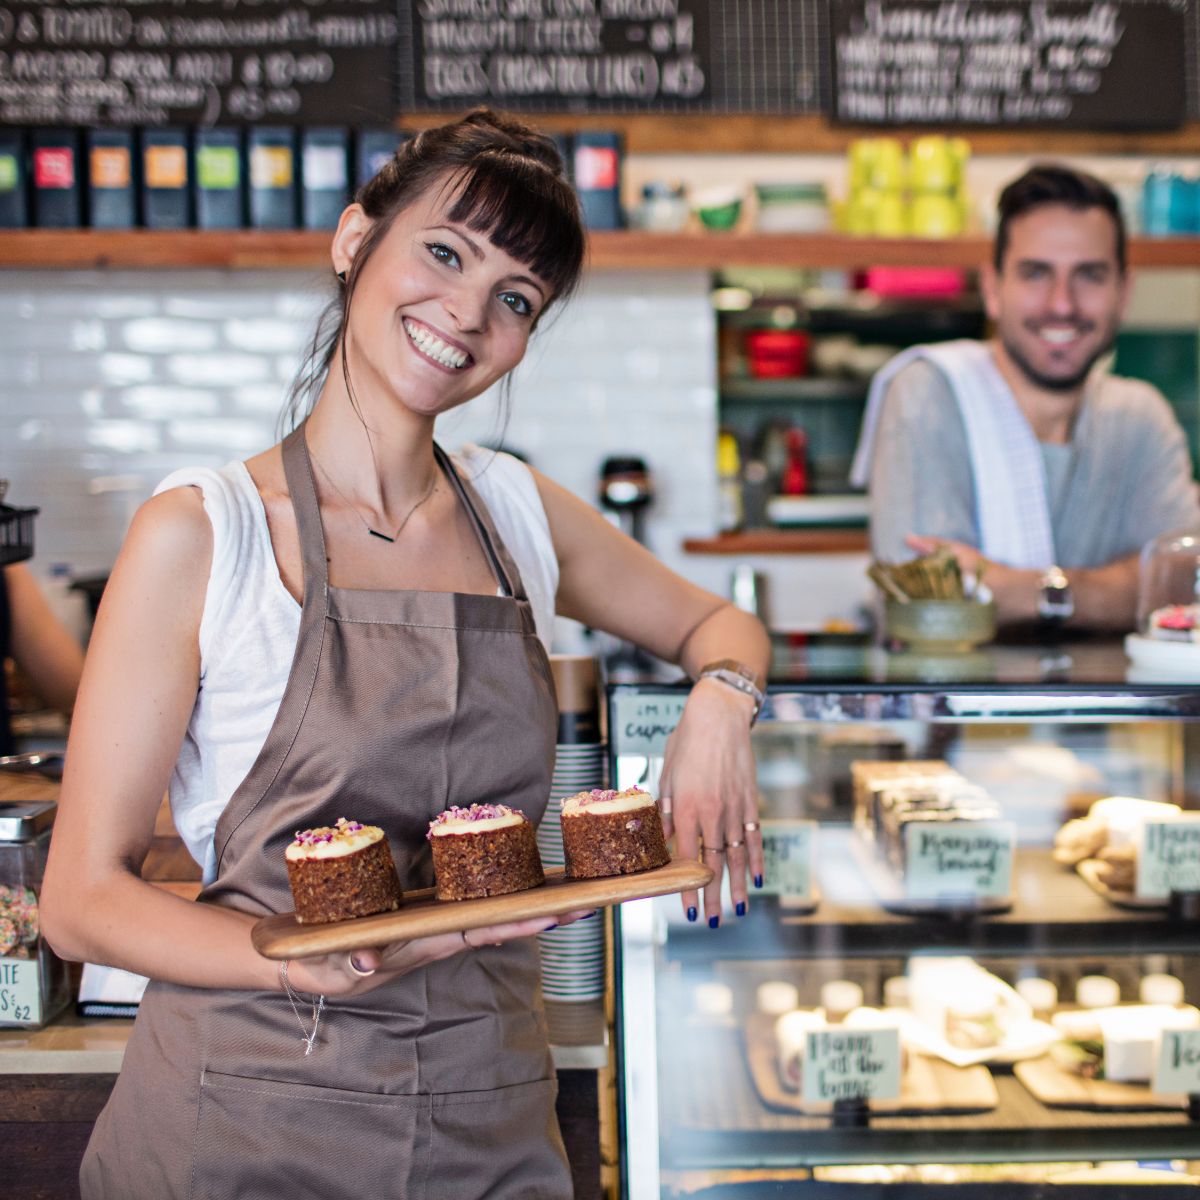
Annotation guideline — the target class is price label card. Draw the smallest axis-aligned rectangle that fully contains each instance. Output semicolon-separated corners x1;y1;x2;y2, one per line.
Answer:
0;957;42;1026
761;819;816;901
903;820;1015;904
1137;816;1200;900
803;1026;901;1105
610;694;687;758
1154;1028;1200;1094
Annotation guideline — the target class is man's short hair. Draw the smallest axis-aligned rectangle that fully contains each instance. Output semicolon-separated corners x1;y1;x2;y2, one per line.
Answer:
994;164;1126;274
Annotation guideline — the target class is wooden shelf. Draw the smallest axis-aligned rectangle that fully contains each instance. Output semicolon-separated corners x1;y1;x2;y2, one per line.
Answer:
402;112;1200;157
683;529;869;555
5;230;1200;272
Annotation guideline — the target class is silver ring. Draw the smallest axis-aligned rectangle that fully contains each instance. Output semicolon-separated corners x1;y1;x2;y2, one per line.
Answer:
743;821;760;833
701;844;726;855
727;838;745;849
346;952;376;978
659;796;673;815
460;929;474;950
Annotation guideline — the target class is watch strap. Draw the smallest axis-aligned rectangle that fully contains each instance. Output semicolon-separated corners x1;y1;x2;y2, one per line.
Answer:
695;659;766;725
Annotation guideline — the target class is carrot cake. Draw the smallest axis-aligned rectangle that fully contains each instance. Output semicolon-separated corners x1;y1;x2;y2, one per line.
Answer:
284;818;402;924
560;786;670;879
427;804;545;900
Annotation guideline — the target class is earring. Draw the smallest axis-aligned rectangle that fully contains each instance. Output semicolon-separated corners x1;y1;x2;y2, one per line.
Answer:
336;269;347;283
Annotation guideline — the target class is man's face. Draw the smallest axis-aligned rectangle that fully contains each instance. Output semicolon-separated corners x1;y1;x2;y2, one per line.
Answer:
983;203;1129;392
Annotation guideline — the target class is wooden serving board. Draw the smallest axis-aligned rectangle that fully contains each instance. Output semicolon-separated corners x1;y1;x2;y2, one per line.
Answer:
1076;858;1166;910
252;858;711;960
744;1011;998;1116
1015;1054;1186;1111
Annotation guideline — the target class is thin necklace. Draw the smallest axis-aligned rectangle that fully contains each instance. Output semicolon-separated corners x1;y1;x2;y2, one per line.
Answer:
310;448;437;543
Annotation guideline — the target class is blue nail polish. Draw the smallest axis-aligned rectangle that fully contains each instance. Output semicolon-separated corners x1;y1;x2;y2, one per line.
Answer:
708;915;720;929
581;911;597;920
753;874;763;889
544;923;557;931
736;901;747;917
686;906;697;922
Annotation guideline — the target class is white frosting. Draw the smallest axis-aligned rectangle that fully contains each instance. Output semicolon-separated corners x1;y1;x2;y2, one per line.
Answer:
429;811;524;837
561;788;655;817
285;823;383;861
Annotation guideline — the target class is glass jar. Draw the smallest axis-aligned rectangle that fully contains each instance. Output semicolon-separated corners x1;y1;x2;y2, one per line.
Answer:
0;800;70;1027
1136;530;1200;639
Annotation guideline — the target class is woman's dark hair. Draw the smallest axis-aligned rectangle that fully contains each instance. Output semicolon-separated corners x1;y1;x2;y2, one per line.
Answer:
282;108;586;432
994;163;1126;274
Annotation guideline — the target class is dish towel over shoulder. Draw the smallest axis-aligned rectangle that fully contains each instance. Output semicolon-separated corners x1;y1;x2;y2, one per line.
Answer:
850;339;1056;569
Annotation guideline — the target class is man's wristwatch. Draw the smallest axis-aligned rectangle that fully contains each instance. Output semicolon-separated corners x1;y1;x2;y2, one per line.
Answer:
1037;565;1074;624
695;659;767;725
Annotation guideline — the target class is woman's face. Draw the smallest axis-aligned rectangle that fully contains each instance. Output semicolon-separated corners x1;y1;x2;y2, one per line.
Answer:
338;181;551;422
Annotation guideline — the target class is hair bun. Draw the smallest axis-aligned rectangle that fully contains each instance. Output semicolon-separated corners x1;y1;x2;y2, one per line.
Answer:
458;106;565;174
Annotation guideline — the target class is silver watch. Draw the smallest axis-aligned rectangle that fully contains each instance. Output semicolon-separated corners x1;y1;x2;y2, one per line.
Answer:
1038;565;1074;624
696;659;766;725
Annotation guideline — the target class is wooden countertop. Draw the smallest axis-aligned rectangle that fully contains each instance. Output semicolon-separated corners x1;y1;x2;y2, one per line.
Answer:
0;999;608;1074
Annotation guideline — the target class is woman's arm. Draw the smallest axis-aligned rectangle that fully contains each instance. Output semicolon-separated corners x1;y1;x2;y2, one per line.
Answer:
534;470;770;927
42;488;578;997
5;563;85;713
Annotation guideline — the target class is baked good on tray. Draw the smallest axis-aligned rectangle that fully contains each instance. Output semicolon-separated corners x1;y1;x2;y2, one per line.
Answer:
427;804;545;900
285;818;402;925
560;786;670;879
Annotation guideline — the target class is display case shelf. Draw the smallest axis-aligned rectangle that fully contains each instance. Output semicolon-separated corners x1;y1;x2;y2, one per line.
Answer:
663;845;1199;962
662;1036;1200;1171
4;230;1200;271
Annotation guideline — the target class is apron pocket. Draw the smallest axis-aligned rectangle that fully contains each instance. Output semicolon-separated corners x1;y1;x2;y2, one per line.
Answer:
192;1069;424;1200
428;1077;570;1200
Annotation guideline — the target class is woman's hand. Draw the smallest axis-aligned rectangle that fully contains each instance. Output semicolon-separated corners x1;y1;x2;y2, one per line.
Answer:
282;908;597;996
658;678;761;928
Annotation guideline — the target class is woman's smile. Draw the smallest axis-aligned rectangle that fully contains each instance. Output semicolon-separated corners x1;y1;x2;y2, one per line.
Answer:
401;316;473;372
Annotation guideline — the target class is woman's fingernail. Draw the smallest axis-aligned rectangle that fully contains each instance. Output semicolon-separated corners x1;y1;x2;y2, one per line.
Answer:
686;906;697;922
736;901;747;917
753;874;764;889
708;915;720;929
581;911;597;920
543;923;558;931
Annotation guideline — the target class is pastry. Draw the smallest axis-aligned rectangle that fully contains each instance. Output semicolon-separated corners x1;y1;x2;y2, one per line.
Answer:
428;804;544;900
560;787;669;879
284;818;402;924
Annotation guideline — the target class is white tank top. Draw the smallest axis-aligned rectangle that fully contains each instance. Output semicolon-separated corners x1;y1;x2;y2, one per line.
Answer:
153;446;559;884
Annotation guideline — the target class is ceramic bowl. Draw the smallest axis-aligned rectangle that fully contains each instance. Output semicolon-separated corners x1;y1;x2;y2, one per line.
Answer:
885;598;997;652
692;186;744;232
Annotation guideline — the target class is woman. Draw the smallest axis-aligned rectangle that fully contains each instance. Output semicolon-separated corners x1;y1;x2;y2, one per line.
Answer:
0;562;85;752
42;109;769;1199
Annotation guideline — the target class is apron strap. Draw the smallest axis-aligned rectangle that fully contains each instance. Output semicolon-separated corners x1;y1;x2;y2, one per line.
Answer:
281;425;331;607
435;444;529;602
208;426;331;876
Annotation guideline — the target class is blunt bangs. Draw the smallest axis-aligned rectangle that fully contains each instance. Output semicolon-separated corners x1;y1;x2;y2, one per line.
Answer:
446;154;585;305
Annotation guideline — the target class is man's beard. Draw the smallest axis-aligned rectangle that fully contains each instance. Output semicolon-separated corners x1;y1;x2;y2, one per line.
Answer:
1000;325;1116;393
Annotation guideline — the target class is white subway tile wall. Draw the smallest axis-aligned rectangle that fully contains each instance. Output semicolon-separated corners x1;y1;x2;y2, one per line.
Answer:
0;268;724;606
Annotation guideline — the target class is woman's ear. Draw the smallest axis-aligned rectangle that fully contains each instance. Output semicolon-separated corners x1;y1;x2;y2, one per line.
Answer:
331;204;371;277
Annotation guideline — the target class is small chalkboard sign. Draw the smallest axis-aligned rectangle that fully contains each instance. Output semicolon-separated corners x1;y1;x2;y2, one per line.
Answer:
829;0;1187;130
1137;815;1200;900
0;0;398;127
802;1026;902;1105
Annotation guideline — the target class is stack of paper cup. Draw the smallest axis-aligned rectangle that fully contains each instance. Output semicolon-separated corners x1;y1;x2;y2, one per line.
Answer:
539;656;606;1003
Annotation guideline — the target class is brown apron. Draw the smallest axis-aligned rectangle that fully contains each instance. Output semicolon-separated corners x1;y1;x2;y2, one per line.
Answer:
81;427;571;1200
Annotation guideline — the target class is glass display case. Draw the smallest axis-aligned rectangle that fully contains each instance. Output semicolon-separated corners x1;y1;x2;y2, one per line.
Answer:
610;640;1200;1198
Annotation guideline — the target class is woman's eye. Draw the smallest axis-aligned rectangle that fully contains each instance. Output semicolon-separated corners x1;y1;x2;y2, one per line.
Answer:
500;292;533;317
427;242;460;269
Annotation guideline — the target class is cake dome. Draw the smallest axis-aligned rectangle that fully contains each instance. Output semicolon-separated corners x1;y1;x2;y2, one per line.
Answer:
1126;530;1200;679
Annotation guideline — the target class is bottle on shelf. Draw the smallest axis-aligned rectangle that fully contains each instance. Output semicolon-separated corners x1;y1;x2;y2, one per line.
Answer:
780;428;809;496
716;431;743;533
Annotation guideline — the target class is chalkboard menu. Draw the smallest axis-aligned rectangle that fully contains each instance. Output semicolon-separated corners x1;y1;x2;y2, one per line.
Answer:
830;0;1187;130
397;0;825;113
0;0;398;126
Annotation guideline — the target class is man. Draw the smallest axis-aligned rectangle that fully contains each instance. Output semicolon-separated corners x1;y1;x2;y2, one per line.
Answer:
852;164;1200;630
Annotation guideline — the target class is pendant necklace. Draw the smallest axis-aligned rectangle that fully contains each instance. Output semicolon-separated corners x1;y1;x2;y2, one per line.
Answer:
311;449;437;543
